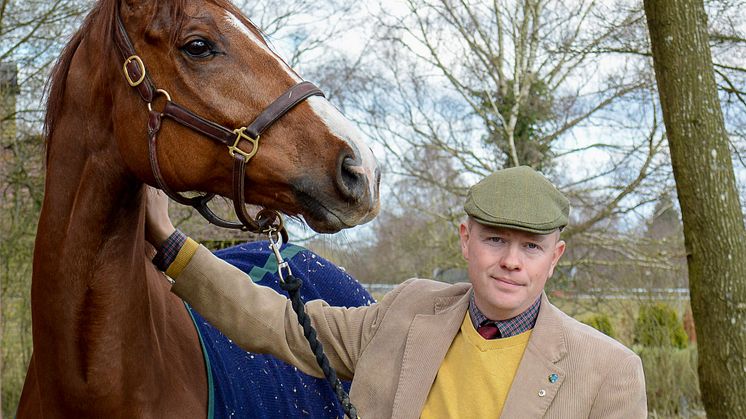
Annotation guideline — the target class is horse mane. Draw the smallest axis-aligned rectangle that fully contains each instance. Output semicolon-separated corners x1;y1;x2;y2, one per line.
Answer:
43;0;263;158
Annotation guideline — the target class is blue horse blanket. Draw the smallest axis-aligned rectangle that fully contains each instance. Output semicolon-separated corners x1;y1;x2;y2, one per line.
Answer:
185;241;374;419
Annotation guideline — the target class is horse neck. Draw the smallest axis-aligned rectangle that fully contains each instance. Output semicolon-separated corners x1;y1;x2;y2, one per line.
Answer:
35;129;147;291
30;47;179;402
34;111;155;358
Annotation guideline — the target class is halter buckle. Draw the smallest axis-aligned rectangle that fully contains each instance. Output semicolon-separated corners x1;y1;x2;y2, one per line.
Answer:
123;55;146;87
228;127;259;160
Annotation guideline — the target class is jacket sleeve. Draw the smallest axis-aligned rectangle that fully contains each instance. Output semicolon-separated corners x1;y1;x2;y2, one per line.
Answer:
589;352;647;418
170;245;386;380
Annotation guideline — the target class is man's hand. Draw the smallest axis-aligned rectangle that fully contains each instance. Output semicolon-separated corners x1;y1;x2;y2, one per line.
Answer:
145;186;176;248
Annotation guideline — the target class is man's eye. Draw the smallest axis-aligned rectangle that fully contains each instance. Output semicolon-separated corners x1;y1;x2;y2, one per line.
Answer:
526;242;541;250
182;39;213;58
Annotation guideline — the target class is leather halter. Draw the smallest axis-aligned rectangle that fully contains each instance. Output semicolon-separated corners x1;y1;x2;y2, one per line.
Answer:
113;10;324;237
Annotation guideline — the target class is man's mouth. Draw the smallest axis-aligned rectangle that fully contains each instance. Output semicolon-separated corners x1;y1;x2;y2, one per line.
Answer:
494;277;522;287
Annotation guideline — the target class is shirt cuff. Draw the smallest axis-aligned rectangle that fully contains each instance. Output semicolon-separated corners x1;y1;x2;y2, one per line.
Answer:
152;230;199;279
152;229;187;271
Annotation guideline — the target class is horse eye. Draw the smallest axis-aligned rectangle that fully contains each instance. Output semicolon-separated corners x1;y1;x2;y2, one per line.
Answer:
182;39;213;58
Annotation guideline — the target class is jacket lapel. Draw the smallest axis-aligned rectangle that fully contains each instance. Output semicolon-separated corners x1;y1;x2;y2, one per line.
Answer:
390;292;470;419
501;293;568;418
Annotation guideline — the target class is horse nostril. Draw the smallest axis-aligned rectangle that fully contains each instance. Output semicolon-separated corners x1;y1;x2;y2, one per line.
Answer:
338;153;366;202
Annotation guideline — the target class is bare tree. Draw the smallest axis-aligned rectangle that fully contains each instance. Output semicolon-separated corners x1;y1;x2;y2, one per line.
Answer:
312;0;677;292
644;0;746;416
234;0;357;68
592;0;746;172
313;0;743;294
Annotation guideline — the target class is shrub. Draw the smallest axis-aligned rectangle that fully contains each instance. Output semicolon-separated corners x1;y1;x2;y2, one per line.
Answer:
581;313;616;338
637;346;703;416
634;303;688;348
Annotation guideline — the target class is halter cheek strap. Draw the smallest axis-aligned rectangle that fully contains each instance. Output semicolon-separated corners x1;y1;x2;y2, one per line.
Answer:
114;11;323;237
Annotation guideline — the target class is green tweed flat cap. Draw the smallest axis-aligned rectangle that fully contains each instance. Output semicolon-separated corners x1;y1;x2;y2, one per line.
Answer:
464;166;569;234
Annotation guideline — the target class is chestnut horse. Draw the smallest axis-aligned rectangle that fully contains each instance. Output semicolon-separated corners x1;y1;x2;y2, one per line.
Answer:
17;0;379;416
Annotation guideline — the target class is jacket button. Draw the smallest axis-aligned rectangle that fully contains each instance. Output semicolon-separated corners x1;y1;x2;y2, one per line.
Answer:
538;389;547;397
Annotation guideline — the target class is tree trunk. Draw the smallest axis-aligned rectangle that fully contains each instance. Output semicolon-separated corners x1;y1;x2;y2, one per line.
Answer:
643;1;746;417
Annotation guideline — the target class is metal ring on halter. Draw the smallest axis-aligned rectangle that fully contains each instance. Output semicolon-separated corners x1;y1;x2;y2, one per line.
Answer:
147;89;172;112
256;209;284;233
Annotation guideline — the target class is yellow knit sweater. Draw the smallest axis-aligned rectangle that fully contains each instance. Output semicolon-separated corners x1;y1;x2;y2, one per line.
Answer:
420;313;532;418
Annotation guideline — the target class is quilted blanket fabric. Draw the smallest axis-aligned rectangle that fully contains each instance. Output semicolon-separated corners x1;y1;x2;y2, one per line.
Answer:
186;241;374;419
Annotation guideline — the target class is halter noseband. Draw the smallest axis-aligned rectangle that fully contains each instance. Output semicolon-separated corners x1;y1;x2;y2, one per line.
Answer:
113;11;323;238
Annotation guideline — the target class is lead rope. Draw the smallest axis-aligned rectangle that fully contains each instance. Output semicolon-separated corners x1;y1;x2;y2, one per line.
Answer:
267;229;360;419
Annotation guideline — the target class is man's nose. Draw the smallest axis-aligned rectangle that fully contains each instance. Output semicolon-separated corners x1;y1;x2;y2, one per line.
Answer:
500;245;522;271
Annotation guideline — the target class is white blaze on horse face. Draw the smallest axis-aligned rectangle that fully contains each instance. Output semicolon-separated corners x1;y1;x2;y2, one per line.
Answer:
225;11;378;203
307;96;378;201
224;12;301;83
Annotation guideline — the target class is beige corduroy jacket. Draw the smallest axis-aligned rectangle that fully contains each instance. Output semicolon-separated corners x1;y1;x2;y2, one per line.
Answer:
172;245;647;419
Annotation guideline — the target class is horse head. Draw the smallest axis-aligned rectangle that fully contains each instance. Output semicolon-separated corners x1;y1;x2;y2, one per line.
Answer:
110;0;380;232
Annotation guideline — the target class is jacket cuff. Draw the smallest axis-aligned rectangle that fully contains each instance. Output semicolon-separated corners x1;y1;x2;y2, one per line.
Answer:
165;237;199;279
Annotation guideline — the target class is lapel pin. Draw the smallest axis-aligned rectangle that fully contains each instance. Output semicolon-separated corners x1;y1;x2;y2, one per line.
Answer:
548;373;558;383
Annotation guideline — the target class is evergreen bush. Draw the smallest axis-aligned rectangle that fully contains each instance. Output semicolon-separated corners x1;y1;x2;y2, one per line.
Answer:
582;313;616;338
637;346;702;416
634;303;688;348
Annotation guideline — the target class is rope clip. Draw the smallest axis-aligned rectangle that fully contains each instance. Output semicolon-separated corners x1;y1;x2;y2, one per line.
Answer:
267;228;292;282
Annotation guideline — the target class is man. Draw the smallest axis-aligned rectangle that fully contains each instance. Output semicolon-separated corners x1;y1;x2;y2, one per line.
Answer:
147;166;646;418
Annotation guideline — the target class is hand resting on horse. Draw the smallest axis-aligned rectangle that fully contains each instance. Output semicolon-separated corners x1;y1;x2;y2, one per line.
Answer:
145;186;176;248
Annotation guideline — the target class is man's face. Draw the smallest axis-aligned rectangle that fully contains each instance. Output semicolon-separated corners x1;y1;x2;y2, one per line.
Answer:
459;220;566;320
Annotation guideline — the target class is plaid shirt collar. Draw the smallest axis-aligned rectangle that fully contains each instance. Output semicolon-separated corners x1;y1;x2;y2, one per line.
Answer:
468;291;541;338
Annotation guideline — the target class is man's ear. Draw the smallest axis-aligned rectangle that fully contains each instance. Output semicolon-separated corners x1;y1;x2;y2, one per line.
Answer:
459;222;470;260
547;239;566;278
